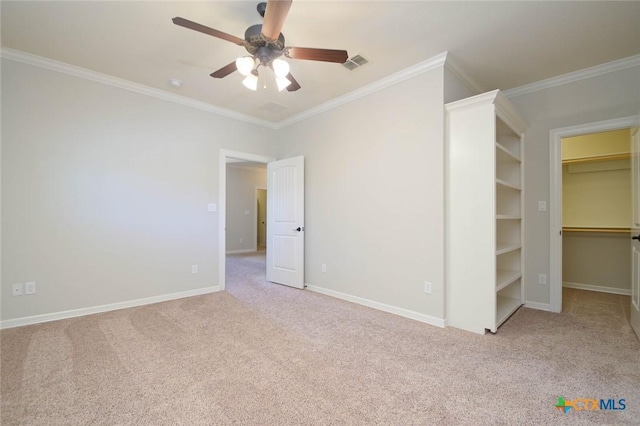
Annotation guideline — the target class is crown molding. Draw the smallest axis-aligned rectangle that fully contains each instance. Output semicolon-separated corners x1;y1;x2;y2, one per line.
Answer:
274;52;449;129
0;48;278;129
504;54;640;98
2;48;455;130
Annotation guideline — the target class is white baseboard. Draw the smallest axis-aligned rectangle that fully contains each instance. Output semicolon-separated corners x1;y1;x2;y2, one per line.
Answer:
524;301;553;311
0;286;221;329
563;281;631;296
226;249;257;254
305;284;445;328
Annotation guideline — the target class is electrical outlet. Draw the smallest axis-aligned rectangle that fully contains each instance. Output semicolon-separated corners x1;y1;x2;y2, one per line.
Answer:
25;282;36;295
424;281;432;294
538;274;547;285
538;201;547;211
321;264;327;273
192;265;198;274
12;283;23;296
207;203;217;212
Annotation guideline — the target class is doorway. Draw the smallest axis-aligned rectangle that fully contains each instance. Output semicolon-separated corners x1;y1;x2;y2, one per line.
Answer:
561;129;632;294
256;188;267;249
219;150;274;291
549;116;640;312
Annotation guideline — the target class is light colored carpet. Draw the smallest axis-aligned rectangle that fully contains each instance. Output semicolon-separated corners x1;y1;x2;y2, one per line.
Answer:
1;250;639;425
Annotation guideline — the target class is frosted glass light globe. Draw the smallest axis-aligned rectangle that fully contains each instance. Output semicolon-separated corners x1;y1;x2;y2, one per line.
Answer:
272;59;290;78
236;56;255;76
242;73;258;91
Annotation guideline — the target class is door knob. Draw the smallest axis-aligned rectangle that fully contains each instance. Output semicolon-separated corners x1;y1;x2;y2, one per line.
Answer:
293;227;304;232
633;234;640;241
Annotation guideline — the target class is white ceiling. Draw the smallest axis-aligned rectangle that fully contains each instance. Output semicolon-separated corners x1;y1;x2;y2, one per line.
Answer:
2;1;639;124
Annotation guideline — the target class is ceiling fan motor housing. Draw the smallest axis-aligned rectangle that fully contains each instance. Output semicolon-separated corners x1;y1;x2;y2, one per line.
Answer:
244;24;285;65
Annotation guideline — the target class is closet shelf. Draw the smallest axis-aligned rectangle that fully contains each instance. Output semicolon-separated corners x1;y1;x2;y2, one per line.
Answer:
496;142;521;162
563;227;630;234
496;270;521;292
497;215;521;220
562;153;630;165
496;243;521;255
496;296;521;327
496;179;521;191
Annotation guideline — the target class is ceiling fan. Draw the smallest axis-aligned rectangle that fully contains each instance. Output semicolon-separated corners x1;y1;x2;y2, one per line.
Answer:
172;0;349;92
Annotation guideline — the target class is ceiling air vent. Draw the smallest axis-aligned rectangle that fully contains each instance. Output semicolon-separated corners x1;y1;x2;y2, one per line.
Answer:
342;54;369;71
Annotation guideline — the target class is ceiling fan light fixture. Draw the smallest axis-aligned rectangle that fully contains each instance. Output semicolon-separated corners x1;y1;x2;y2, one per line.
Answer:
272;58;290;78
242;70;259;91
236;56;255;76
276;76;292;92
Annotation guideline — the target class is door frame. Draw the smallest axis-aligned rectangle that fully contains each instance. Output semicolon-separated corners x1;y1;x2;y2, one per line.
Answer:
549;115;640;312
219;149;275;290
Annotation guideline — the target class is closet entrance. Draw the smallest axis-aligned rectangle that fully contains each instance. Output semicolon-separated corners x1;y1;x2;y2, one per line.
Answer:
550;117;639;317
561;129;632;297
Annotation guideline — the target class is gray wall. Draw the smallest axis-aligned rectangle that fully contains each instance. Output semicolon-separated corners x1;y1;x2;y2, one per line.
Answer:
563;232;630;292
275;66;451;320
1;58;275;321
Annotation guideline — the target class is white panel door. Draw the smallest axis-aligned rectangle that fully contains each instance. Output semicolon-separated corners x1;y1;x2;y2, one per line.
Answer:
630;128;640;340
267;156;304;289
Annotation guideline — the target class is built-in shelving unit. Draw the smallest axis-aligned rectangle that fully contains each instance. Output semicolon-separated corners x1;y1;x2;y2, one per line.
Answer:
445;89;527;334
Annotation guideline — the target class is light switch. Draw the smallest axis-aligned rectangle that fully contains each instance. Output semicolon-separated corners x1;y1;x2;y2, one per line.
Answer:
208;203;217;212
538;201;547;211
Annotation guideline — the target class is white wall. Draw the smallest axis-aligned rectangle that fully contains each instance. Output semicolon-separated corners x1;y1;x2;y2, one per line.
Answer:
275;66;448;320
225;165;266;252
1;58;275;322
508;65;640;306
444;67;478;103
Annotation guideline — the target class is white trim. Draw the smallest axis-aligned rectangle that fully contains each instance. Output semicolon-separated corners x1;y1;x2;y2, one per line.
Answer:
549;115;640;313
0;48;276;129
1;47;452;130
219;150;274;291
0;286;221;329
563;281;632;296
524;301;553;311
306;284;445;328
505;54;640;98
274;52;449;129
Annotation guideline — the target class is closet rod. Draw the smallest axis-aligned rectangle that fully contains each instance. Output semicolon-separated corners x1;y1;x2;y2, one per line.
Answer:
563;227;630;234
562;153;630;165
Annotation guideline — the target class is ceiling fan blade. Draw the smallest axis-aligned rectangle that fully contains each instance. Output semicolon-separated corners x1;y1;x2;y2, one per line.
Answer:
285;73;301;92
261;0;292;40
172;17;245;46
285;47;348;63
210;62;238;79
